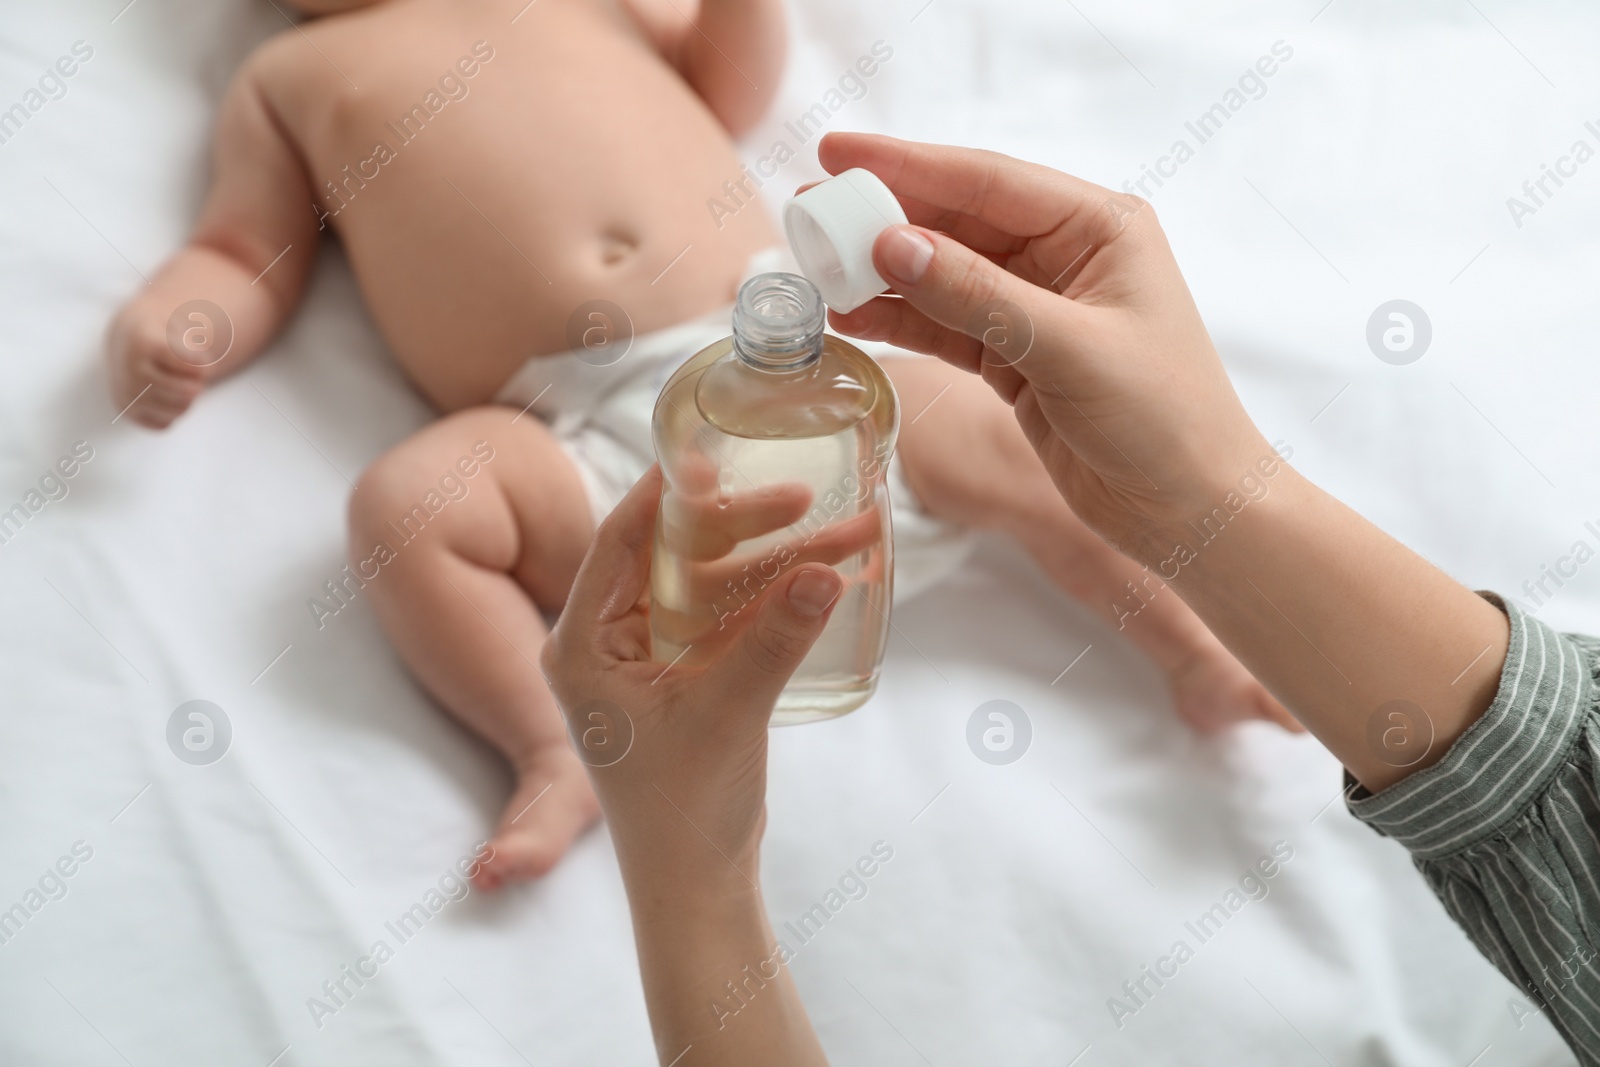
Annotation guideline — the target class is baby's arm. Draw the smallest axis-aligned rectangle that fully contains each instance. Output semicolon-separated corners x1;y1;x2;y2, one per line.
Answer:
281;0;384;14
107;59;317;428
630;0;786;137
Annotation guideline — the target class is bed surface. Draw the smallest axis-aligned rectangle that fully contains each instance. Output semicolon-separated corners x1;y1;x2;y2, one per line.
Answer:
2;1;1595;1063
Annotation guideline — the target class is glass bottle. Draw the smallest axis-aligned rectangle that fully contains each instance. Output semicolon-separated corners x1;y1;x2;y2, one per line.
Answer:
649;272;898;724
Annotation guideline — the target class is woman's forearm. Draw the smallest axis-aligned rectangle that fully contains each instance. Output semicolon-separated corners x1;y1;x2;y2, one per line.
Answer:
624;862;828;1066
1155;457;1509;791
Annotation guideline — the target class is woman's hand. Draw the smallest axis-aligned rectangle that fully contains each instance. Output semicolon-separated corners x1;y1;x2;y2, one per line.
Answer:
651;450;881;656
540;466;834;1064
816;132;1509;793
541;465;843;884
819;131;1274;560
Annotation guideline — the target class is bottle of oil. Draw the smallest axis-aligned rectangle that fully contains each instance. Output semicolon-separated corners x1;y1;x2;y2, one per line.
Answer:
649;271;898;724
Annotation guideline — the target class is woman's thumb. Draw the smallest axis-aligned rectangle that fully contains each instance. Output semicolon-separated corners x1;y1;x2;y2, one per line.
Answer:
712;565;842;709
873;224;1049;348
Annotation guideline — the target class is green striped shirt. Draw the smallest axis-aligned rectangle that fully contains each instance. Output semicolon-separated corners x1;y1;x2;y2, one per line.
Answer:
1347;593;1600;1060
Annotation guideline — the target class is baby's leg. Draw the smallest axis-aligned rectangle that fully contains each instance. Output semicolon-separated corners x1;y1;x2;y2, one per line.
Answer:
349;408;600;888
887;358;1299;732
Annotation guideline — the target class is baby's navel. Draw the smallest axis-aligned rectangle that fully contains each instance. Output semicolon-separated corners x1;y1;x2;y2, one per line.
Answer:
598;228;640;267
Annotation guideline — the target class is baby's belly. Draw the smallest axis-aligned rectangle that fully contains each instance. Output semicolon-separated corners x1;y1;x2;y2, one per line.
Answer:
302;13;781;411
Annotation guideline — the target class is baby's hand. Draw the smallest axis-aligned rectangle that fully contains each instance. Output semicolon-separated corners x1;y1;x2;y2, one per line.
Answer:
106;300;223;428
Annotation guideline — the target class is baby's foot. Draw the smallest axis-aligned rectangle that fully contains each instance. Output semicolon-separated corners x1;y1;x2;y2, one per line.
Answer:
472;749;601;891
1165;635;1302;733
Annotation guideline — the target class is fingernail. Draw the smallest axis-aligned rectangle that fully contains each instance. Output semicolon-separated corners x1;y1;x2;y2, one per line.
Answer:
879;225;934;285
788;569;842;617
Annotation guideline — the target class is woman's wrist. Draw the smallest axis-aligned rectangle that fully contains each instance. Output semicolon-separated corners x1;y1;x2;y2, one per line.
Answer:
1150;464;1508;790
617;843;765;925
1122;431;1293;573
605;796;764;904
624;854;828;1065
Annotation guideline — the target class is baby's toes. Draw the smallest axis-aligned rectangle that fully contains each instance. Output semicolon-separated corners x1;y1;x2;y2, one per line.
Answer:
1168;647;1302;734
473;754;601;891
1251;686;1304;733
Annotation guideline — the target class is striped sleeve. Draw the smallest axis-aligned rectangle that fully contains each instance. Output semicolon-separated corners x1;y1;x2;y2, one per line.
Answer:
1346;593;1600;1062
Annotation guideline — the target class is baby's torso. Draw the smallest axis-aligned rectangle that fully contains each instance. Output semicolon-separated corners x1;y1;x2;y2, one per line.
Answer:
254;0;778;411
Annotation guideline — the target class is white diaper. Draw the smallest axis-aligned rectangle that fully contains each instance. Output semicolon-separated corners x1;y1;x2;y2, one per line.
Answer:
494;248;974;604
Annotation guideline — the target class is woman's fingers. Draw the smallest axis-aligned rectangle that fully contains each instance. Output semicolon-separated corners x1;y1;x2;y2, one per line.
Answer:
874;224;1030;322
652;508;884;652
684;506;882;619
885;192;1031;258
703;564;842;715
850;225;1066;397
549;466;663;661
830;296;987;374
661;482;814;561
829;295;1033;406
818;132;1127;248
784;508;883;569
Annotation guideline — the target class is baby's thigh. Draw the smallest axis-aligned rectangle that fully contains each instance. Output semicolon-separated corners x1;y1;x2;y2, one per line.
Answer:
884;358;1052;528
349;407;595;609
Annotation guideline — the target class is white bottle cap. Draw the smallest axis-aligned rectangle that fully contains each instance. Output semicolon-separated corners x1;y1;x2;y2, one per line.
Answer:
783;168;909;313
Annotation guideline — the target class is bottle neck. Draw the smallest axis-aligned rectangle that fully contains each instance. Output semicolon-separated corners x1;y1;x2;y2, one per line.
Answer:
732;272;825;371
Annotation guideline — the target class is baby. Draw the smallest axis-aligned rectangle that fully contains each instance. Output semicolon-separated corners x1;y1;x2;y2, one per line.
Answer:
108;0;1293;889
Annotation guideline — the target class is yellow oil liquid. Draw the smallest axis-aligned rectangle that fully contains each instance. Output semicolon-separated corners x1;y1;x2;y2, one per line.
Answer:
650;335;898;725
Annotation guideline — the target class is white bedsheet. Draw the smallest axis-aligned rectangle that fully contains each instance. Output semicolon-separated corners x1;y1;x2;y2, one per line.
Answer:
2;0;1595;1063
